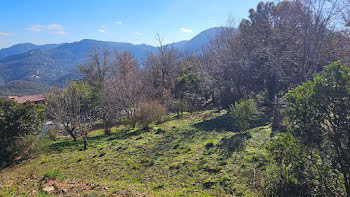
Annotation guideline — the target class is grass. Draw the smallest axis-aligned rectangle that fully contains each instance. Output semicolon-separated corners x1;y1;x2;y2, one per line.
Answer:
0;109;272;196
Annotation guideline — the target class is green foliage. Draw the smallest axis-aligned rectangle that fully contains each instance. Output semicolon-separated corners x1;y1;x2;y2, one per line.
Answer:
169;99;187;119
284;62;350;196
0;109;272;196
0;98;43;167
41;169;63;182
168;162;181;170
229;99;257;131
15;134;46;161
0;80;50;97
140;157;154;166
175;61;205;113
205;140;215;149
203;178;216;188
265;133;305;196
45;127;58;141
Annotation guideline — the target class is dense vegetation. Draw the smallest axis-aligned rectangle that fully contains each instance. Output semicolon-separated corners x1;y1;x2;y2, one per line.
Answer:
1;0;350;196
0;80;50;96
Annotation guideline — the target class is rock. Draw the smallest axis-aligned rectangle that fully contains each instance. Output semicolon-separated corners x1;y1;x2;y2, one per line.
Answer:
43;186;55;193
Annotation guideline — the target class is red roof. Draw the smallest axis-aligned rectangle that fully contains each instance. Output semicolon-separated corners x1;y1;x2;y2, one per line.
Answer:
11;94;48;104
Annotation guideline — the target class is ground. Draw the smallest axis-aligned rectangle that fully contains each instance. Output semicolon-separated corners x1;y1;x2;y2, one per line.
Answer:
0;109;273;196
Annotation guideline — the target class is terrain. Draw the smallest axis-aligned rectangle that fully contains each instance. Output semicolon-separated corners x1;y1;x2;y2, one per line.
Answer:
0;109;271;196
0;27;226;96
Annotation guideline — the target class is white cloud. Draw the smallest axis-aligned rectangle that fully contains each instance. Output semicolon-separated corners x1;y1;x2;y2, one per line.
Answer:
47;24;64;31
49;31;67;35
133;32;142;36
26;24;66;35
115;21;123;25
180;27;193;33
26;25;44;32
98;29;105;33
0;32;13;36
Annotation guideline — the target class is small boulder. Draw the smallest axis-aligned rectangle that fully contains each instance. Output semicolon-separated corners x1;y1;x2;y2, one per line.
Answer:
43;186;55;193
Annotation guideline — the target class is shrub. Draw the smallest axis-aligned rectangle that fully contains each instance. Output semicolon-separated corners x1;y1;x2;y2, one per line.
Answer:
173;142;181;149
41;169;63;182
203;178;216;188
122;101;166;128
0;99;43;167
220;175;230;185
140;157;154;166
205;140;215;149
46;127;58;141
169;99;187;118
121;115;131;127
136;101;166;128
229;99;257;131
169;162;181;170
15;134;45;161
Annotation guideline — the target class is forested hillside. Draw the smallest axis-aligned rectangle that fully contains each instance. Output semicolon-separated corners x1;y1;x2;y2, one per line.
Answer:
1;0;350;196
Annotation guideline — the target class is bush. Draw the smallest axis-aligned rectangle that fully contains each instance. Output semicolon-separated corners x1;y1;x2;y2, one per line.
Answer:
41;169;63;182
140;157;154;166
169;162;181;170
123;101;166;128
136;101;166;128
203;178;216;188
121;115;131;127
229;99;257;131
169;99;187;118
46;127;58;141
0;98;43;167
16;134;45;161
205;140;215;149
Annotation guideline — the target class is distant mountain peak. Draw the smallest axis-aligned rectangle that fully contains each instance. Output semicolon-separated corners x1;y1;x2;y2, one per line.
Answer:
0;27;225;88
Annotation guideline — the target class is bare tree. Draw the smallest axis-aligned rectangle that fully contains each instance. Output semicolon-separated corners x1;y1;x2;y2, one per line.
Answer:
79;46;111;86
106;51;143;128
144;35;182;103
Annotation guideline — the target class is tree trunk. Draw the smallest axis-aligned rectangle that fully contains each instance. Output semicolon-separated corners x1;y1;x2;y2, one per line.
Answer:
83;137;87;150
272;96;282;131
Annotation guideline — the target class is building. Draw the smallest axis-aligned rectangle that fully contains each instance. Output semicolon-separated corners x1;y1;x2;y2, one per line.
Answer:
8;94;48;104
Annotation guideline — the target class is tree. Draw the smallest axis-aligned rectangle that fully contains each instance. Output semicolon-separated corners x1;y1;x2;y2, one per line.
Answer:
175;60;205;113
47;81;92;142
265;133;306;196
229;99;257;131
144;35;182;103
79;46;113;135
0;99;43;167
106;51;143;128
285;62;350;196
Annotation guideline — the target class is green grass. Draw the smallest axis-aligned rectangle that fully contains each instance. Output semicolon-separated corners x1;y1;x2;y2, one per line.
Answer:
0;109;272;196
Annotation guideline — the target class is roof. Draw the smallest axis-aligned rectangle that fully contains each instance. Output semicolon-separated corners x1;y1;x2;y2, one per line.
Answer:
11;94;48;104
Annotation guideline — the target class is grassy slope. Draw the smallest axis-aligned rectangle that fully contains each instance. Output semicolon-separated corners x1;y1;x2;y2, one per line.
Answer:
0;110;272;196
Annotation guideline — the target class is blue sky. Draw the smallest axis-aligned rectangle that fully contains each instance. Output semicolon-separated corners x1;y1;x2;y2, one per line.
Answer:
0;0;263;49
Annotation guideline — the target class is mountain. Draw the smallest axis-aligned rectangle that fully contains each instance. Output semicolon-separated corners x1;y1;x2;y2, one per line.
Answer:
171;27;227;52
0;40;157;86
0;27;226;95
0;43;61;59
0;80;50;96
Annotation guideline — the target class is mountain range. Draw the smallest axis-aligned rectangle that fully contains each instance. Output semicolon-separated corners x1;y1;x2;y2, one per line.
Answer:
0;27;224;96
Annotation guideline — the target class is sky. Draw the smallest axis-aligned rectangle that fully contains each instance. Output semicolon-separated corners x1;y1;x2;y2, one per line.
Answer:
0;0;263;49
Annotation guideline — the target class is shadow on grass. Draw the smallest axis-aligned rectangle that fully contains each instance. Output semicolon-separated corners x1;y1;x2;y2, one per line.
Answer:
218;131;252;158
193;112;234;132
109;128;144;140
194;110;272;133
48;135;107;153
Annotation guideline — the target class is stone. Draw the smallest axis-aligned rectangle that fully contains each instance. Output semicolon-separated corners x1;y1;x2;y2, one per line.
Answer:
43;186;55;193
